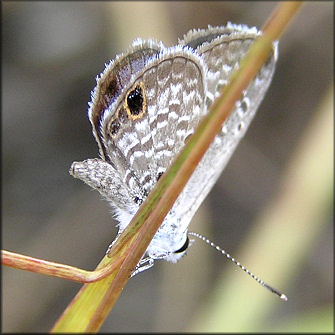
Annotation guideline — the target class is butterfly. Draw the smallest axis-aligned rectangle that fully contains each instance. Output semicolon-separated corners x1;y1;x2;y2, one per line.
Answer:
70;23;278;273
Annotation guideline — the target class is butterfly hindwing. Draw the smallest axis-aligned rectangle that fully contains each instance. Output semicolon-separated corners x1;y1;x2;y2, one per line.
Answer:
173;24;278;231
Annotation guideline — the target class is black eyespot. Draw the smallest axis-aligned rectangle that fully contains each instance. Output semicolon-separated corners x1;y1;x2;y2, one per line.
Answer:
109;119;120;136
127;85;144;116
173;236;189;254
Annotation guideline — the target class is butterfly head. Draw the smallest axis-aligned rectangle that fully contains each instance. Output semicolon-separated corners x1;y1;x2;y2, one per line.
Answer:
146;229;190;263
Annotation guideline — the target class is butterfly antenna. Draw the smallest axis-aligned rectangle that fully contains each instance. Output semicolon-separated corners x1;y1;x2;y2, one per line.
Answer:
188;232;287;301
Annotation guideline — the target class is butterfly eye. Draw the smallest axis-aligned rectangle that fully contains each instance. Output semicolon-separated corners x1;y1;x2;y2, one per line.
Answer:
173;236;189;254
125;82;146;119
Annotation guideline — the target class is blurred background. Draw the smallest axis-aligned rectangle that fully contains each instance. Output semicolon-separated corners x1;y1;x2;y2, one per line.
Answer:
2;2;333;332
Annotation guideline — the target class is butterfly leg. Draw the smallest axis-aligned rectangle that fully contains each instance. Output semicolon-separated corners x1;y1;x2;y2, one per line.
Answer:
131;257;155;277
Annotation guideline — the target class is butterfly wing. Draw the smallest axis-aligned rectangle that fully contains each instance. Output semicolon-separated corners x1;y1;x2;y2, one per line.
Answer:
71;39;208;233
171;24;278;233
95;42;207;198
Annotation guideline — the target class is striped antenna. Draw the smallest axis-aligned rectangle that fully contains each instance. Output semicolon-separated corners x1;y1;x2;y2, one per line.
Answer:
188;232;287;301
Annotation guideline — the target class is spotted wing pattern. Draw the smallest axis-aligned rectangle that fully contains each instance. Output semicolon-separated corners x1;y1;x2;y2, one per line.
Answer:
70;23;278;264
